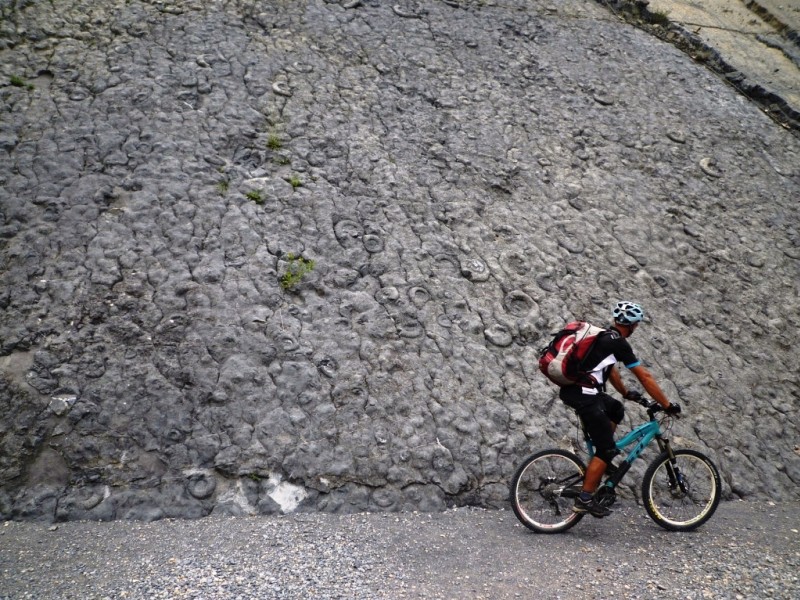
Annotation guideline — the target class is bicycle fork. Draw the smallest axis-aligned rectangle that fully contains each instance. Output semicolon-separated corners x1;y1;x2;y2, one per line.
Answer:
657;438;689;495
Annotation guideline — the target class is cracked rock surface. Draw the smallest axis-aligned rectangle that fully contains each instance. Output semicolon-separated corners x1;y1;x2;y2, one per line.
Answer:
0;0;798;521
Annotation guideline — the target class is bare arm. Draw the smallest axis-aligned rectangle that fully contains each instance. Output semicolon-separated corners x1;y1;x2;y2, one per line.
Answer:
608;365;627;396
629;365;672;408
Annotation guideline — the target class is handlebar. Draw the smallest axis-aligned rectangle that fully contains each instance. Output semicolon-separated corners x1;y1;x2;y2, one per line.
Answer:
631;395;678;420
646;402;663;420
643;399;682;420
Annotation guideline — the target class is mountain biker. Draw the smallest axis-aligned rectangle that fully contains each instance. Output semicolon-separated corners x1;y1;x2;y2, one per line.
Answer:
560;301;682;518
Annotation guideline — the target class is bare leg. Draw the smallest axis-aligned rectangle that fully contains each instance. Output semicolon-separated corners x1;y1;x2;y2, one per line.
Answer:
582;456;607;493
582;421;618;493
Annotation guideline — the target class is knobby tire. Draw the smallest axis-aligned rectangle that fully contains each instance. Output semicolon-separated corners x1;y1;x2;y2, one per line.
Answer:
510;449;586;534
642;448;721;531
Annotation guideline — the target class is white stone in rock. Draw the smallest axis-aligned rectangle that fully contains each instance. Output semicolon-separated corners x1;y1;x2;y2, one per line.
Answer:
268;474;309;513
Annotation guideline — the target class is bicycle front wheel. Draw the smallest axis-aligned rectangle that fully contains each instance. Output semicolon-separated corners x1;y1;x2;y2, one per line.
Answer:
510;449;586;534
642;449;721;532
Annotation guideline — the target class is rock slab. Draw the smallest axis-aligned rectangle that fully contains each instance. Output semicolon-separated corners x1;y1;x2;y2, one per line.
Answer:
0;0;798;521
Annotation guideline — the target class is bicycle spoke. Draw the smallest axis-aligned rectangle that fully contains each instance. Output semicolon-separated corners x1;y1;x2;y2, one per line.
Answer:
643;449;721;531
511;450;585;533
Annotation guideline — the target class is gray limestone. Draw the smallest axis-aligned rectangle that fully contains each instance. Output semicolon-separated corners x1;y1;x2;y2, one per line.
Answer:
0;0;798;521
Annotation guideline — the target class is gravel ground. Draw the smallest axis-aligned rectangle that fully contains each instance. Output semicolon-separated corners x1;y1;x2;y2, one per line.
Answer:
1;500;798;600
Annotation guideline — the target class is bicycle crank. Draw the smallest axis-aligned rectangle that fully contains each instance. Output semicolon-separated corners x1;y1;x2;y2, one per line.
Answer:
594;486;617;508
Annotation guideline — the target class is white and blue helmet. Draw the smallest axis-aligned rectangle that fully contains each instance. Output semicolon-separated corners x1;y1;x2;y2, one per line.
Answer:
613;301;644;325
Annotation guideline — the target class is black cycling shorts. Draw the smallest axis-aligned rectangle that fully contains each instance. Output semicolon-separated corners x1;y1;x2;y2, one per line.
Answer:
559;386;624;457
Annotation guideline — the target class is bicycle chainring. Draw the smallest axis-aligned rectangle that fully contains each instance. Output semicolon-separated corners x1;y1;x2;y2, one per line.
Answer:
594;486;617;508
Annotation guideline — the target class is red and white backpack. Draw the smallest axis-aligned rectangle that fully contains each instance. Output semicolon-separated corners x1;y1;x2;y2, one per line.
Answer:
538;321;606;387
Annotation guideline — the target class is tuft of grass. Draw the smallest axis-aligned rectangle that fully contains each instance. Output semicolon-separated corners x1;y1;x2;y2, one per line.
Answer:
288;175;302;189
246;189;263;204
280;253;315;290
217;179;229;195
649;9;670;26
10;75;34;90
267;133;282;150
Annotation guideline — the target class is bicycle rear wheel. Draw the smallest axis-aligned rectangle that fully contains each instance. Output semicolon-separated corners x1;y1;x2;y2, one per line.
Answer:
642;449;721;532
510;449;586;534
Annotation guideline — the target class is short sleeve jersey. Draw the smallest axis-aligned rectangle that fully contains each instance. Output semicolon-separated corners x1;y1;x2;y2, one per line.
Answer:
580;328;641;392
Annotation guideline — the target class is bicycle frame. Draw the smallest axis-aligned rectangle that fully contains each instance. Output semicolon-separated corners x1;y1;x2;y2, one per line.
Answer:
585;416;671;487
510;404;721;533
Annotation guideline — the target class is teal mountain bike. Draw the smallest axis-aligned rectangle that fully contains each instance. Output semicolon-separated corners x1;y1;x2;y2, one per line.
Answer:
510;399;722;533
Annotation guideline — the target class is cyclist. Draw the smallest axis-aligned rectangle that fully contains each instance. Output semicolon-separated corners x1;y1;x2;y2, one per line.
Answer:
560;301;681;518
